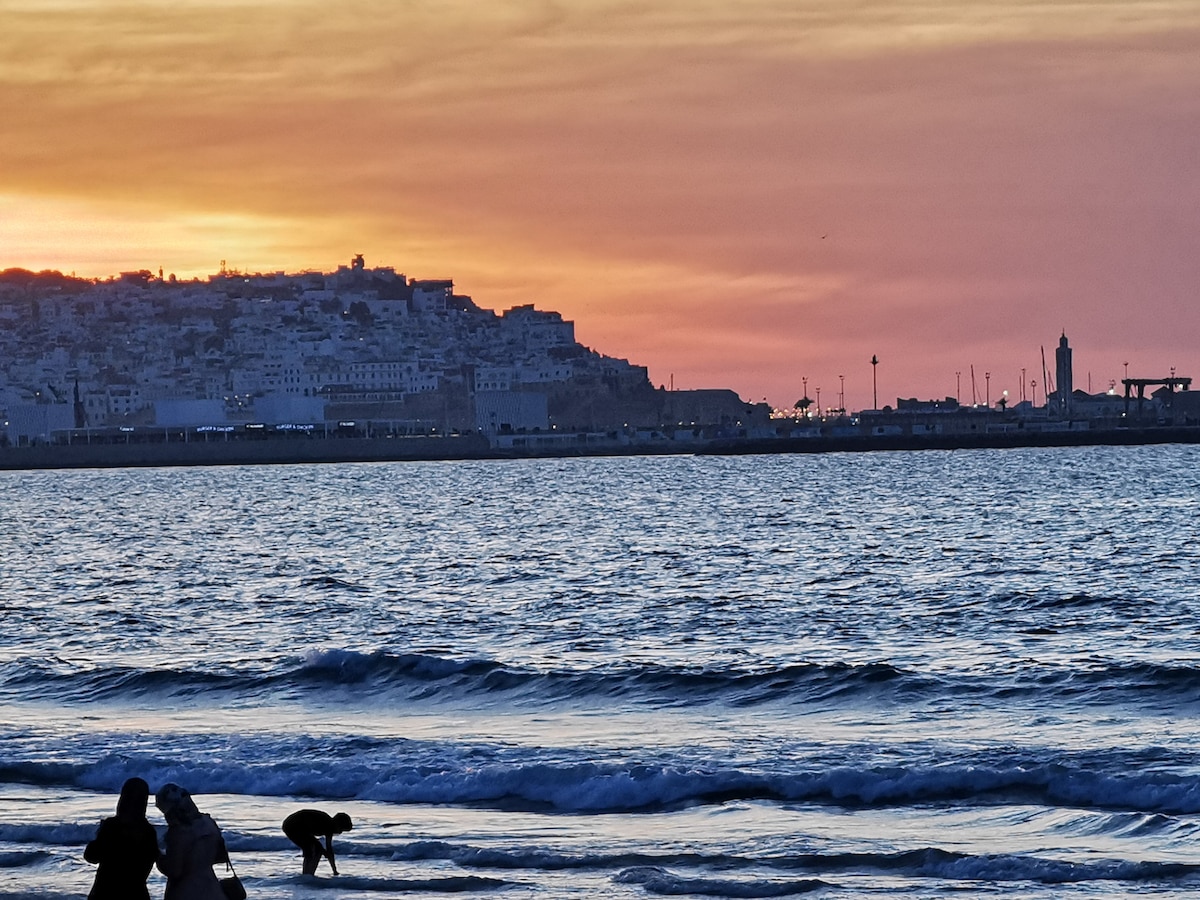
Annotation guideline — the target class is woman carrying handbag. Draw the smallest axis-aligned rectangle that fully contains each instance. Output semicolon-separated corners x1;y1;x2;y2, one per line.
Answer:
155;784;242;900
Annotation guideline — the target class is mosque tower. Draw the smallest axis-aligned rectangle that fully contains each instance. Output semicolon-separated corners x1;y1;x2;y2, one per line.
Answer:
1055;332;1073;416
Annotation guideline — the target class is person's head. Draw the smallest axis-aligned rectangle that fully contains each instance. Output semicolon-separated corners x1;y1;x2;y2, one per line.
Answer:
115;777;150;822
332;812;353;833
155;783;201;826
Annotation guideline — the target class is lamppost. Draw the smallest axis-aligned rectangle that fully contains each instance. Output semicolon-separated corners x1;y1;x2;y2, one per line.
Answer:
1021;367;1026;403
816;387;821;417
839;374;845;414
985;371;991;408
956;371;961;403
871;355;878;410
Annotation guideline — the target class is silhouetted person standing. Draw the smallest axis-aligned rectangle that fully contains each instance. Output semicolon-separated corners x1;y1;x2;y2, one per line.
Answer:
84;777;160;900
155;783;228;900
282;809;352;875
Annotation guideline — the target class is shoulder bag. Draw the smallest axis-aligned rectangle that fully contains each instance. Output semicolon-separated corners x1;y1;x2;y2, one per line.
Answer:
220;855;247;900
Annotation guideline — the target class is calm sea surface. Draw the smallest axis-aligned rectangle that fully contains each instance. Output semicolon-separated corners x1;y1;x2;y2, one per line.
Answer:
3;447;1200;899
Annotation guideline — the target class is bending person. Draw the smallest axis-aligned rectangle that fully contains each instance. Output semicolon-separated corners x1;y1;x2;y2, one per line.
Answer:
84;777;160;900
282;809;352;876
155;783;229;900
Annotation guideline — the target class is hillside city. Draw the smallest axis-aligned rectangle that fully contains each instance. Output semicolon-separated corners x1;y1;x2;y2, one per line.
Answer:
3;256;1197;458
0;255;763;447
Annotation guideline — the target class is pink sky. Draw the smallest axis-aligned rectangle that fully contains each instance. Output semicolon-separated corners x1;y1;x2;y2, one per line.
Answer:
3;1;1199;410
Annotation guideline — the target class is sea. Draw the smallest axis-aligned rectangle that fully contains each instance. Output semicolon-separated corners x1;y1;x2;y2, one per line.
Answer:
3;446;1200;899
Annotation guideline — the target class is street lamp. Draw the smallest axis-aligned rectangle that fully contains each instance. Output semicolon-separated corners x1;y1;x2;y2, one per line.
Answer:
839;374;845;414
985;371;991;408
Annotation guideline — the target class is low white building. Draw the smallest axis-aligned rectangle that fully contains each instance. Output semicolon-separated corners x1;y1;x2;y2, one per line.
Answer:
5;403;75;443
475;391;548;433
154;399;229;427
475;367;514;392
254;395;327;424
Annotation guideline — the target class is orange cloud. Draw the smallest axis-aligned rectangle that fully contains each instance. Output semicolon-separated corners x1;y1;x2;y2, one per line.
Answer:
3;2;1200;407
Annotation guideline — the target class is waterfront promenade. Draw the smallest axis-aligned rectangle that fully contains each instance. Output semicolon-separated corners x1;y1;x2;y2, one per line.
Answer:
4;422;1200;470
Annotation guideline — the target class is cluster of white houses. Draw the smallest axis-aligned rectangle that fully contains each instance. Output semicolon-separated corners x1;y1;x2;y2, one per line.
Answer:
0;258;667;444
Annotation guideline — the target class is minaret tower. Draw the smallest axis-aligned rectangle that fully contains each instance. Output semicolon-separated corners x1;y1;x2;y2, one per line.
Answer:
1055;332;1073;416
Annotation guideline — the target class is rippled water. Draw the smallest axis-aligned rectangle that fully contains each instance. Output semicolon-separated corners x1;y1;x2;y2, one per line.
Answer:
4;447;1200;898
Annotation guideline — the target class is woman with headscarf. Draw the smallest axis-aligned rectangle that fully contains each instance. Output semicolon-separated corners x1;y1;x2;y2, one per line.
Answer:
84;777;161;900
154;783;230;900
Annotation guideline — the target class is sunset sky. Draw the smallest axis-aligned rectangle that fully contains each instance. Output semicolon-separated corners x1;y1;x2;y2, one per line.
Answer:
3;1;1199;410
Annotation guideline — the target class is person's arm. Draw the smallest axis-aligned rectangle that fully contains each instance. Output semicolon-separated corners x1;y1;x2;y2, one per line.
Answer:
215;833;230;866
324;835;338;878
83;820;109;863
143;823;162;870
156;828;185;879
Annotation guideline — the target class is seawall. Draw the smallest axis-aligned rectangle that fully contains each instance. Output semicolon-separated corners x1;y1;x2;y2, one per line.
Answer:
0;433;494;470
4;425;1200;471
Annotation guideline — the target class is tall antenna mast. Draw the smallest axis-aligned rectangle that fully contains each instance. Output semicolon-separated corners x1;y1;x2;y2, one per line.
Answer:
1041;346;1049;409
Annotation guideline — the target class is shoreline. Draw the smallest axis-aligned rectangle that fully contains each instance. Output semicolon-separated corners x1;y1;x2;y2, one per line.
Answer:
2;425;1200;470
699;424;1200;456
